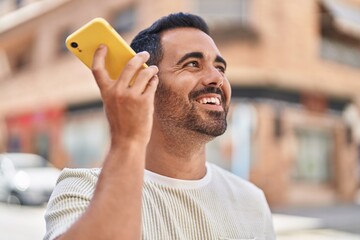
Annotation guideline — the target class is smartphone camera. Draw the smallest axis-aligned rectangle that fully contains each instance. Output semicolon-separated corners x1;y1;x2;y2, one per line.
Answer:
70;42;78;48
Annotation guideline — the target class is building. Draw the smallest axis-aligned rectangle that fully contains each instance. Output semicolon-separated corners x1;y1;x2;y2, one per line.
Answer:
0;0;359;206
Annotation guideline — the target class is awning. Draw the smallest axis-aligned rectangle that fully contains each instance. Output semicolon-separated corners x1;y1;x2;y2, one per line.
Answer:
321;0;360;37
0;0;71;34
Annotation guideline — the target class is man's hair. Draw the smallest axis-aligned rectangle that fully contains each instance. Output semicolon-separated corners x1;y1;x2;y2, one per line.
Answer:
130;12;209;66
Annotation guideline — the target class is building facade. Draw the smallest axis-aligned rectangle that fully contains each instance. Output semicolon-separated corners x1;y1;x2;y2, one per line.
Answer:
0;0;359;206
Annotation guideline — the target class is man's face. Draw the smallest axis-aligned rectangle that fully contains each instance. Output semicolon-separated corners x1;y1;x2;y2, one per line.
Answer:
155;27;231;137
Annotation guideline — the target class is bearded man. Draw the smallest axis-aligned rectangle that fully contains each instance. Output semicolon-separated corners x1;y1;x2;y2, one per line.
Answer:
44;12;275;240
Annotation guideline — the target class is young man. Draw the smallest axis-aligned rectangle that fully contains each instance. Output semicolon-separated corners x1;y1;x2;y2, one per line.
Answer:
44;13;275;240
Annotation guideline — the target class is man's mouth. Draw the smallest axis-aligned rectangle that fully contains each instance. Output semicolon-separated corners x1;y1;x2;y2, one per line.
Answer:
196;96;221;106
190;87;225;110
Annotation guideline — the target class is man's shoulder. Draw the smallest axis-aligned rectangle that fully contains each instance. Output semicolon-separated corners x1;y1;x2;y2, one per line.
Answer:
56;167;101;187
50;168;101;200
207;162;263;195
61;167;101;176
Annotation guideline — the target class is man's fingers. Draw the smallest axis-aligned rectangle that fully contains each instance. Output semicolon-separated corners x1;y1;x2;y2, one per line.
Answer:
92;45;110;89
131;66;159;93
116;51;150;88
92;48;153;95
142;75;159;96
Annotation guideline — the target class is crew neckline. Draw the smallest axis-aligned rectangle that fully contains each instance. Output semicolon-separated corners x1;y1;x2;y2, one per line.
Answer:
144;162;212;190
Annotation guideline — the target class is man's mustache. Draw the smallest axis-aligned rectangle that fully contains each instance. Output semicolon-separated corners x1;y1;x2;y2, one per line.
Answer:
189;87;226;103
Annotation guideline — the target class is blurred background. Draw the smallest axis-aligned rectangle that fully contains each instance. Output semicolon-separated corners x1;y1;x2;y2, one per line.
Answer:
0;0;360;239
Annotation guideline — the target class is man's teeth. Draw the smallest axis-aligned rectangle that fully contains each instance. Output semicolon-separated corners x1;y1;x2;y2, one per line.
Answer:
198;97;221;105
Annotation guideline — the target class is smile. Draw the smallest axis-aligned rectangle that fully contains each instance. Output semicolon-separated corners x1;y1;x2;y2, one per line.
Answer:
197;96;221;106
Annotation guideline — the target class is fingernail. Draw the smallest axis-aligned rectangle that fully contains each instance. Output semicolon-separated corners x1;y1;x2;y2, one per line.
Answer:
139;51;149;56
149;65;158;70
98;44;107;50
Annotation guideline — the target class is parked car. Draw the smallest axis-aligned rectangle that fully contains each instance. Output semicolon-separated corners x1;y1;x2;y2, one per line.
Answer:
0;153;61;205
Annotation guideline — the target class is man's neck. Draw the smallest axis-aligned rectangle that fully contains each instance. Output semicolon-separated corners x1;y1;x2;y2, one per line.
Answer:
145;126;211;180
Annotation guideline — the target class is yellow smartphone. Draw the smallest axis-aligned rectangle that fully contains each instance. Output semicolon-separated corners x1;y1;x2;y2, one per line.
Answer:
66;17;145;80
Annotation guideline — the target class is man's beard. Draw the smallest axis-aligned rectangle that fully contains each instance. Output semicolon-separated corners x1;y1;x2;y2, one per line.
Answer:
154;81;228;137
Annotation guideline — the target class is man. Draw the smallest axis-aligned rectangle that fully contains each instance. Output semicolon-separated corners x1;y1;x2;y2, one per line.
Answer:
44;13;275;240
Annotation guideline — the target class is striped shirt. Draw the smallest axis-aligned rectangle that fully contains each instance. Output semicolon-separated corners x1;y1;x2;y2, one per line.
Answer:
44;163;275;240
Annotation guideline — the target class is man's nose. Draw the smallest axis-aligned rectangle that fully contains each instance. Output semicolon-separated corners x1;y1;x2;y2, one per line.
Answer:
201;66;224;87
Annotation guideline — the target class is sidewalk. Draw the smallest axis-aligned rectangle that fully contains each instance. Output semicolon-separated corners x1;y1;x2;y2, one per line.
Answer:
272;204;360;239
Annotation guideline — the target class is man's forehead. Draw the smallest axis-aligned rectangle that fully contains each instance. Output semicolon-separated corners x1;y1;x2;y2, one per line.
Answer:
161;28;221;56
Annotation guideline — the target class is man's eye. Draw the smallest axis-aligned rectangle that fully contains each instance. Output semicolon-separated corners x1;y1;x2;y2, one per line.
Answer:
185;61;199;68
216;66;226;73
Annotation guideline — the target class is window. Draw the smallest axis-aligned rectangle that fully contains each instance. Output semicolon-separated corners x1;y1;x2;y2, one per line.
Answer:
58;29;71;55
111;6;136;34
293;128;333;184
63;108;109;167
6;38;34;73
321;38;360;68
193;0;257;41
0;50;11;80
194;0;252;27
319;0;360;68
13;51;30;70
15;0;24;9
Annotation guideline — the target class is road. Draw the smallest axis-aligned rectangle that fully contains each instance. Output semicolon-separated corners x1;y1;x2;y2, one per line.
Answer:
273;204;360;240
1;202;360;239
0;203;46;240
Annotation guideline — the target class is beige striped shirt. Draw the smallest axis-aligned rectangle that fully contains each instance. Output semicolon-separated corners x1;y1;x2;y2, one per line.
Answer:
44;163;275;240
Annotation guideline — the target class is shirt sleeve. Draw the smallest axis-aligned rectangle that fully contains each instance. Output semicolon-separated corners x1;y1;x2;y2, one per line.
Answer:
43;168;99;240
261;191;276;240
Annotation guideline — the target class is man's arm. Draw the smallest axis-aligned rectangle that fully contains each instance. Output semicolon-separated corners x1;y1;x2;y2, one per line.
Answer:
57;45;159;240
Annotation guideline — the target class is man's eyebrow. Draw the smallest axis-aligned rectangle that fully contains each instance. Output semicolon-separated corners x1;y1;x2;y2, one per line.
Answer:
176;52;204;65
215;55;227;68
176;51;227;69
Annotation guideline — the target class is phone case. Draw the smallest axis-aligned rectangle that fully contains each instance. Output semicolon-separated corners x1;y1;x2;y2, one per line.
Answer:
66;18;138;80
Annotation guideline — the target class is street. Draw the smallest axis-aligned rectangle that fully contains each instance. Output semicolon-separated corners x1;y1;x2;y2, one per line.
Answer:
273;204;360;240
0;202;360;239
0;203;46;240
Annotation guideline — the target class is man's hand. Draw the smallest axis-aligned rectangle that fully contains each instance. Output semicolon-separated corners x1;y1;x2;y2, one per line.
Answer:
92;45;159;146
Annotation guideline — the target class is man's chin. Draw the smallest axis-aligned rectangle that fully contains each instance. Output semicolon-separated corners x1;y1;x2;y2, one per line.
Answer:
206;109;226;118
193;121;227;137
